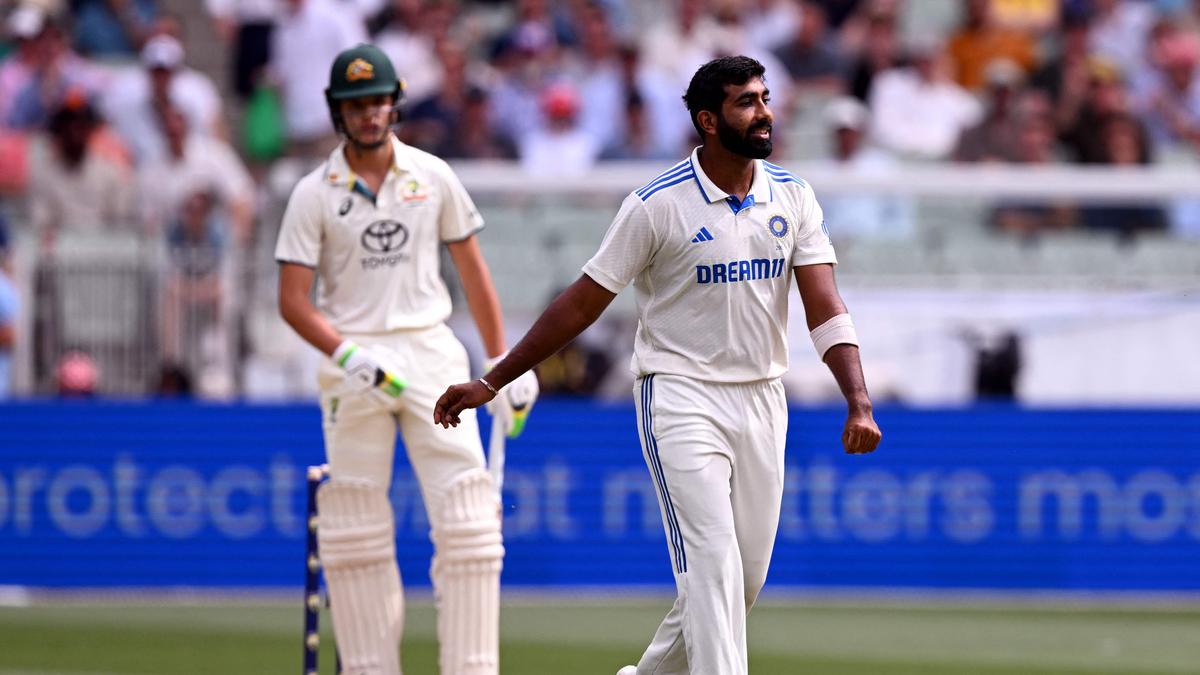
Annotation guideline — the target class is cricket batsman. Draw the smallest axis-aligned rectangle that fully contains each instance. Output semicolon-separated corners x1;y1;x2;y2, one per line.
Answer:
275;44;537;674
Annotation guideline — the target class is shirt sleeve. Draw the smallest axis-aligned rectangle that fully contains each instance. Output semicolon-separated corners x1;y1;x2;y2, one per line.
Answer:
436;163;485;242
581;193;656;294
274;178;324;267
791;182;838;267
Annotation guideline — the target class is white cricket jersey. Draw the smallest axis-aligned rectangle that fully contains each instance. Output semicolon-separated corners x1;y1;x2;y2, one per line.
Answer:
582;147;837;382
274;136;484;333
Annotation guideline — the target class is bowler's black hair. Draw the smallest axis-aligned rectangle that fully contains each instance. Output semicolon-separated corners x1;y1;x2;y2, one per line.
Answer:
682;55;766;137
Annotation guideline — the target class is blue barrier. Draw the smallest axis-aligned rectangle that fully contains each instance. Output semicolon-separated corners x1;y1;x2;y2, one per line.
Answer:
0;401;1197;590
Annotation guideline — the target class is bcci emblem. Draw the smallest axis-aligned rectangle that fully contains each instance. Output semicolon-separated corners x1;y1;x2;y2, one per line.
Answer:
361;220;409;253
768;215;789;238
346;58;375;82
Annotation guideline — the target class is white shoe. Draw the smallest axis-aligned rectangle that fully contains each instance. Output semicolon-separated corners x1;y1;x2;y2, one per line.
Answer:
616;667;637;675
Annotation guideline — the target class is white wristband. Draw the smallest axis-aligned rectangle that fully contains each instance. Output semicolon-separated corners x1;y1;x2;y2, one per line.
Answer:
810;314;858;359
332;339;358;367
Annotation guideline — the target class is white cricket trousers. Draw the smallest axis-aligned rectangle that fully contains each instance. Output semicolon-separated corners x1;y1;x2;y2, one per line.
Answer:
317;322;487;509
633;373;788;675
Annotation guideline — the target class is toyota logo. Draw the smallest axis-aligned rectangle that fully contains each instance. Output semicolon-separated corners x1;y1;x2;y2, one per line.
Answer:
361;220;409;254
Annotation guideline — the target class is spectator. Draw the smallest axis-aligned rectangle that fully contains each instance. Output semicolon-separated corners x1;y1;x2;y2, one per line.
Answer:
565;1;625;156
945;0;1037;92
55;348;96;396
374;0;441;105
71;0;157;57
4;11;106;131
152;361;193;398
160;188;230;376
1060;59;1151;164
519;83;599;176
269;0;367;156
0;5;46;126
206;0;281;100
817;96;914;240
56;350;98;397
401;39;469;154
868;38;982;160
1088;0;1159;86
139;104;255;245
491;0;576;59
813;0;864;30
1134;29;1200;154
842;7;903;102
990;102;1078;237
602;89;673;160
772;1;844;92
0;211;16;400
629;13;700;158
955;58;1026;162
744;0;801;52
438;86;516;159
638;0;713;85
1030;10;1091;126
28;94;137;249
1081;114;1168;238
102;34;225;164
488;13;563;149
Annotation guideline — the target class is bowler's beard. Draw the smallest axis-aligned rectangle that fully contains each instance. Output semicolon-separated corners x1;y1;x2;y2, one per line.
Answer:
716;114;772;159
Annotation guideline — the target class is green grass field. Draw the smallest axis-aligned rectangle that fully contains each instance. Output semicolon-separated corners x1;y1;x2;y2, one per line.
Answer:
1;596;1198;674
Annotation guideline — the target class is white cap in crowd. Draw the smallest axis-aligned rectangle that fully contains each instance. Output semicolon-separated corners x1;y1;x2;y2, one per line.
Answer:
825;96;870;131
141;35;185;70
7;4;46;39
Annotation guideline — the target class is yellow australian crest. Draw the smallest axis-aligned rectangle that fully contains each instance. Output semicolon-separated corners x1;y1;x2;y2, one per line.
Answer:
345;58;375;82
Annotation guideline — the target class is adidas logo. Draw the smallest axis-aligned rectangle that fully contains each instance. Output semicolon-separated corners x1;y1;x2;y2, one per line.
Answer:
691;227;714;243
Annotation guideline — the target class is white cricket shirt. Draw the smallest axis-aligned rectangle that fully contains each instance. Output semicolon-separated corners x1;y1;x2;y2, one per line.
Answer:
274;136;484;333
583;147;837;382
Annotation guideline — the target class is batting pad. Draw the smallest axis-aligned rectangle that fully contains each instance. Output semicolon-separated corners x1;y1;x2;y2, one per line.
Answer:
317;479;404;675
431;469;505;675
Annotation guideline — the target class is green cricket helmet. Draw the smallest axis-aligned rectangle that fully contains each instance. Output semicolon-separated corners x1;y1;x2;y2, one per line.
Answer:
325;43;405;132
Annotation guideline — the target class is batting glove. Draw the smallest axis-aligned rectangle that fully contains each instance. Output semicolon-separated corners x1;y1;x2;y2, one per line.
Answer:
332;340;406;401
484;353;539;438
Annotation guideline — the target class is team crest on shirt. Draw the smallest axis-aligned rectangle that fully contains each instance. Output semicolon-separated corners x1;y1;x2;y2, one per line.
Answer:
401;178;428;203
346;58;375;82
768;215;789;238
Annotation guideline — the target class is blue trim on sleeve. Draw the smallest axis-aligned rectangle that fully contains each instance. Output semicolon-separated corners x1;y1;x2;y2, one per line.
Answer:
635;160;690;197
764;162;808;188
640;172;696;201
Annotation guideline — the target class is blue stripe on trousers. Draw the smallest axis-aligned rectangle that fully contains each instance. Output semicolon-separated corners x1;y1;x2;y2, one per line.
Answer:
641;375;687;573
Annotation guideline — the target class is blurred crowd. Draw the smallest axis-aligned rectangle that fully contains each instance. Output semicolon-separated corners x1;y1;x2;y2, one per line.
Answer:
1;0;1200;397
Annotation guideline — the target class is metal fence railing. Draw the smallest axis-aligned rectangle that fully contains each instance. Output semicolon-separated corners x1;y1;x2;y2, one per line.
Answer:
27;233;242;398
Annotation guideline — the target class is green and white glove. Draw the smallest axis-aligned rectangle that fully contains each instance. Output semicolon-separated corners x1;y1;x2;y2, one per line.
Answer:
332;340;406;401
483;353;539;438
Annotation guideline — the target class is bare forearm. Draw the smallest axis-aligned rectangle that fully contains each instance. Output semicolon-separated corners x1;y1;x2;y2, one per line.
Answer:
459;267;505;358
280;297;342;356
485;276;613;389
823;344;872;412
448;238;506;357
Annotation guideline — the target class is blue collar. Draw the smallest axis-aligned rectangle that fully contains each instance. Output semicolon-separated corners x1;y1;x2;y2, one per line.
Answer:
725;193;756;214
